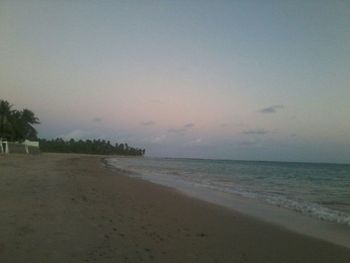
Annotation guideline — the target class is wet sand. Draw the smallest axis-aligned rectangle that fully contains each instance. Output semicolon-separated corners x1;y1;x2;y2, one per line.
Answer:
0;153;349;262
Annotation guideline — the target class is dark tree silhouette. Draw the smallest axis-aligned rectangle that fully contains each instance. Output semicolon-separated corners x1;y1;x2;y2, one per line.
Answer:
1;99;145;156
0;100;13;139
39;138;145;156
0;99;40;141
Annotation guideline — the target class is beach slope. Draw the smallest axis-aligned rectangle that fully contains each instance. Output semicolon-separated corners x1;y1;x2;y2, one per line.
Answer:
0;153;349;262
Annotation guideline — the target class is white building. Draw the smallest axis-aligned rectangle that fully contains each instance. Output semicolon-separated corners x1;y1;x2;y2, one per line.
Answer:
0;138;9;154
0;138;40;154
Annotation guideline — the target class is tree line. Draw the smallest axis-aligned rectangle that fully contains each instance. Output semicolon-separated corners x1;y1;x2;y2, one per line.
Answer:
39;138;145;156
1;99;145;156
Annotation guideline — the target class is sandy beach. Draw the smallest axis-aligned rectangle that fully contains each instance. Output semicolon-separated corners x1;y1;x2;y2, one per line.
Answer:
0;153;349;263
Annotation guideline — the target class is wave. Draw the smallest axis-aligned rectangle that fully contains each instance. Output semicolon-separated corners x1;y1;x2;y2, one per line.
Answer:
107;158;350;227
196;180;350;226
265;196;350;226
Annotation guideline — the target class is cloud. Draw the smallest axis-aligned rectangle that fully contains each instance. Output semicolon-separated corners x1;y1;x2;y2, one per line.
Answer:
188;138;202;145
92;117;102;122
184;123;195;129
259;105;284;113
221;122;247;129
151;134;166;144
167;128;186;135
242;129;268;135
239;140;258;147
141;121;156;126
167;123;195;135
239;139;263;148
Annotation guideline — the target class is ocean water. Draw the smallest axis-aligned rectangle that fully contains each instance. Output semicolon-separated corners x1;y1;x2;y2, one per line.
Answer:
107;157;350;227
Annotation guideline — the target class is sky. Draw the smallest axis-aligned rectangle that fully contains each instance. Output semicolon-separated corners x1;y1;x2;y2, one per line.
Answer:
1;0;350;163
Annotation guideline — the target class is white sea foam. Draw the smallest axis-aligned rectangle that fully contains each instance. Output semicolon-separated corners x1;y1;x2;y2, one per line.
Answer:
107;157;350;227
191;178;350;226
265;196;350;226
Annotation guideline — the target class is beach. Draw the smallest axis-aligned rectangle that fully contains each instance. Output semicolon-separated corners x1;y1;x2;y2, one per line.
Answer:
0;153;349;263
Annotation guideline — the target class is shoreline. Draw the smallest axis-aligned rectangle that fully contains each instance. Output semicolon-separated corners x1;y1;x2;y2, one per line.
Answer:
106;156;350;249
166;181;350;248
1;153;349;262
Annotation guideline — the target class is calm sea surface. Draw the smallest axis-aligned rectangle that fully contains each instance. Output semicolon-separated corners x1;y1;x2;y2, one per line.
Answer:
108;157;350;226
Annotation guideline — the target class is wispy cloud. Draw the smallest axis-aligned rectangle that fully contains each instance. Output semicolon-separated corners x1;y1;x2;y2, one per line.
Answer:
188;138;202;146
141;121;156;126
221;122;247;129
259;105;284;113
239;138;263;148
242;129;268;135
184;123;195;129
167;128;186;135
168;123;195;135
151;134;166;144
92;117;102;122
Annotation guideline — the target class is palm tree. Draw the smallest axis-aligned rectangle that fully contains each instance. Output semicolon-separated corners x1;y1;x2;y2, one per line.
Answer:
20;109;40;140
0;100;14;139
0;100;40;141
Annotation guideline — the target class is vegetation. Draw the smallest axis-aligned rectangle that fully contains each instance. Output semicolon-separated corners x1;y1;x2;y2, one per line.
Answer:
39;138;145;156
0;99;40;141
1;99;145;156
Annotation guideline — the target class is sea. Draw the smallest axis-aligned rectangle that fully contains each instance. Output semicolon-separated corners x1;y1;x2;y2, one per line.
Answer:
107;157;350;246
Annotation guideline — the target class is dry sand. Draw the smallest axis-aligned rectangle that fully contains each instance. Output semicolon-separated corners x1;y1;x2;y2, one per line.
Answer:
0;153;349;263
